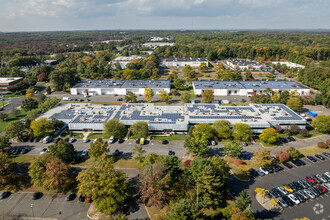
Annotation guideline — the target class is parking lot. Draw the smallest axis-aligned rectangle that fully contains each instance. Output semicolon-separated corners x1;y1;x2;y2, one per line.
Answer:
229;157;330;220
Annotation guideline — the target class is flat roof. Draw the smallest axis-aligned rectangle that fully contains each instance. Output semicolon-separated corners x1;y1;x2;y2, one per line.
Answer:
0;77;22;84
71;80;170;89
193;80;309;90
227;60;263;66
162;58;207;62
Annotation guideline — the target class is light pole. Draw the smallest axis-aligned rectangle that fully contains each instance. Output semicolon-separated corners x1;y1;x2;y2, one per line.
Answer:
31;204;34;219
196;183;199;207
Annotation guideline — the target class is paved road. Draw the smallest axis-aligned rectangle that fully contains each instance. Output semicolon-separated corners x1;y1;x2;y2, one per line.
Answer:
229;158;330;220
2;97;25;113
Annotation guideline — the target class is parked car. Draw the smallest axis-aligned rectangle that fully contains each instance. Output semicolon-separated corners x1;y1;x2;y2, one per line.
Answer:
297;190;309;200
118;139;124;144
323;183;330;190
268;189;278;198
315;154;325;160
32;192;42;200
12;148;21;155
283;185;293;193
272;188;282;197
309;187;320;197
256;169;265;176
43;136;52;144
162;139;168;145
211;140;216;146
282;195;294;206
303;189;315;199
307;156;317;162
283;162;293;169
321;174;330;182
69;138;76;143
81;150;88;157
0;190;9;200
288;183;298;192
20;148;28;154
259;167;269;175
322;152;330;158
294;192;305;203
288;194;300;205
248;168;258;177
298;180;308;189
113;149;120;157
168;150;175;156
65;192;75;201
297;159;306;166
40;148;48;155
306;176;316;184
287;137;295;142
29;137;35;142
292;181;304;190
34;138;40;142
316;185;327;193
316;174;327;183
273;164;283;171
313;186;323;194
312;175;322;184
83;138;90;143
108;136;114;144
325;172;330;179
278;186;288;195
292;160;302;166
277;197;288;208
117;98;123;101
79;194;86;202
241;142;248;146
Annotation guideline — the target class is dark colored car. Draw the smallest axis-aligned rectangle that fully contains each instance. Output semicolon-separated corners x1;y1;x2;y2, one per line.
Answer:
287;137;296;142
292;182;304;190
315;154;325;160
306;176;316;184
266;167;274;173
272;188;282;197
12;148;21;155
168;150;175;156
312;175;322;184
20;148;28;154
65;193;75;201
113;149;120;157
21;136;29;142
248;168;258;177
241;154;251;160
280;138;288;143
322;152;330;158
297;159;306;166
288;183;298;192
0;190;9;200
117;98;123;101
64;138;70;142
29;137;35;142
135;139;140;144
268;189;278;198
274;164;284;171
80;99;84;102
282;195;294;206
162;139;167;144
294;192;305;203
307;156;317;162
308;187;319;197
32;192;42;200
313;186;323;195
283;162;293;169
34;138;40;142
292;160;301;166
79;194;86;202
118;139;124;144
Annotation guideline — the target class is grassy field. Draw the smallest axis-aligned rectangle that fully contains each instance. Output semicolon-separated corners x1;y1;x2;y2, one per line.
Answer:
150;134;188;141
0;109;27;132
0;101;8;107
114;158;141;169
299;145;330;157
12;154;38;164
87;133;110;140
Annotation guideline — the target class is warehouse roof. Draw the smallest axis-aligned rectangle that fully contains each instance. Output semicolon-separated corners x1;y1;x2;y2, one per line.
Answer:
72;80;170;89
162;58;207;62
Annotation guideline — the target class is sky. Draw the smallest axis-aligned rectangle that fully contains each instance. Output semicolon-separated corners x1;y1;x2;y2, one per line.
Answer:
0;0;329;32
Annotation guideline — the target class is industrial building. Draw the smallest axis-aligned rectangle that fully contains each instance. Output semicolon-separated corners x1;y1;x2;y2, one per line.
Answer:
225;60;265;70
0;77;23;90
70;80;171;96
110;55;143;69
160;58;208;67
271;61;305;69
142;42;175;48
41;103;306;133
193;80;310;97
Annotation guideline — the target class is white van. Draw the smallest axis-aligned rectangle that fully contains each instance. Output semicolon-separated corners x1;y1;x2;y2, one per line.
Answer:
63;97;72;101
108;136;114;144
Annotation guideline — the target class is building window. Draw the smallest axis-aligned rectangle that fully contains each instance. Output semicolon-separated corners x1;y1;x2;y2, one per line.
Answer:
228;90;232;94
234;90;237;94
260;90;262;94
302;91;304;95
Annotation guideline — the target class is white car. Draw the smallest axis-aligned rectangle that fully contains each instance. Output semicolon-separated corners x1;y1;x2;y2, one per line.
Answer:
278;186;288;195
83;138;90;143
40;148;48;155
256;169;265;176
323;183;330;190
325;172;330;179
259;167;269;175
303;189;315;199
81;150;88;157
108;136;114;144
288;194;300;205
69;138;76;143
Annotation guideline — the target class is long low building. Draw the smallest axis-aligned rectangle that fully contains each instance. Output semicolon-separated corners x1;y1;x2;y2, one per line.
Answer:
225;59;265;70
160;58;207;67
71;80;170;96
109;55;143;69
41;103;306;133
193;80;310;97
0;77;23;90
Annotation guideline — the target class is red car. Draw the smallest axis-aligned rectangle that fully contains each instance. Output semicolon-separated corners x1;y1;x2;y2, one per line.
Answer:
86;194;92;203
316;185;327;193
306;177;316;184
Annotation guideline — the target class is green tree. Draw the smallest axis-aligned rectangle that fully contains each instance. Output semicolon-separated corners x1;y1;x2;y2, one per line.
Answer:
104;119;127;139
139;152;161;169
286;97;303;112
286;147;302;160
77;155;130;215
30;117;55;138
232;123;252;142
132;145;146;162
201;89;214;103
0;136;12;153
184;138;209;156
235;190;251;211
180;91;191;103
48;140;76;163
279;90;290;104
164;155;182;185
312;115;330;133
4;121;26;140
0;152;13;186
253;149;274;168
36;92;46;103
21;98;39;111
159;89;171;103
124;91;137;103
0;113;7;121
212;120;232;140
173;78;185;90
259;128;279;144
223;142;243;158
192;123;215;143
166;199;204;220
130;121;148;139
245;70;254;80
46;86;52;94
144;87;154;102
198;63;208;71
89;138;108;158
28;154;50;187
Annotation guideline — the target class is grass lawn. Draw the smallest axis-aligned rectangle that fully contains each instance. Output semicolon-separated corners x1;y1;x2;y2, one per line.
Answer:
0;109;27;132
114;158;141;169
87;133;110;140
145;206;168;220
12;154;38;164
150;134;187;141
61;132;84;139
299;145;330;157
0;101;8;107
261;140;282;148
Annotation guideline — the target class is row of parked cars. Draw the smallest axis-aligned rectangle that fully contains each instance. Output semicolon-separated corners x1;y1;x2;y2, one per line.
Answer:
266;172;330;208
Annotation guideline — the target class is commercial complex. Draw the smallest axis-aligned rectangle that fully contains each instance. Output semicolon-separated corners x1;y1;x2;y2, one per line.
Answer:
0;77;23;90
42;103;306;133
271;61;305;69
225;60;266;70
110;55;143;69
160;58;208;67
142;42;175;48
193;80;310;97
70;80;170;96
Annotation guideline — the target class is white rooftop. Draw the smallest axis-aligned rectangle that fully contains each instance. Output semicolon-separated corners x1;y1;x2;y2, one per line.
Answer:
0;77;22;83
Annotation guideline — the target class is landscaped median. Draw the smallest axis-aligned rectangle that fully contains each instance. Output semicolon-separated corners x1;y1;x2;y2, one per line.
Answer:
224;155;258;181
255;188;281;212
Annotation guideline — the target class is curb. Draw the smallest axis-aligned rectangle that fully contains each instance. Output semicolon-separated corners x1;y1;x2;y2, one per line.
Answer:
144;205;152;220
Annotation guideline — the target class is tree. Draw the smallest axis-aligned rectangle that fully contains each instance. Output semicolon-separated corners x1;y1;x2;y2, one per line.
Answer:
130;121;148;139
212;120;231;140
30;117;55;138
132;145;146;162
223;142;243;158
0;113;7;121
173;78;185;90
164;155;182;185
245;70;254;80
180;91;191;104
77;155;130;215
273;124;283;133
104;119;127;139
300;129;309;137
166;199;204;220
289;124;300;134
0;152;13;186
159;89;171;103
46;86;52;94
21;98;39;111
48;140;76;163
25;87;35;98
279;90;290;104
36;92;46;103
198;63;208;71
286;147;302;160
232;123;252;142
235;190;251;211
277;151;290;163
124;91;137;103
192;123;215;143
259;128;279;144
253;149;273;168
144;87;154;102
286;97;303;112
89;138;108;158
0;136;12;153
4;121;25;140
38;72;47;81
184;138;209;156
29;154;50;187
312;115;330;133
139;152;161;169
44;157;73;192
201;89;214;103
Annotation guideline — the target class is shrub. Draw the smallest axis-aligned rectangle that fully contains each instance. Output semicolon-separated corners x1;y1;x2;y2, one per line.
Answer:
326;139;330;147
277;151;290;163
290;124;300;134
274;124;283;133
317;142;328;149
299;129;309;137
234;159;244;166
183;160;191;168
